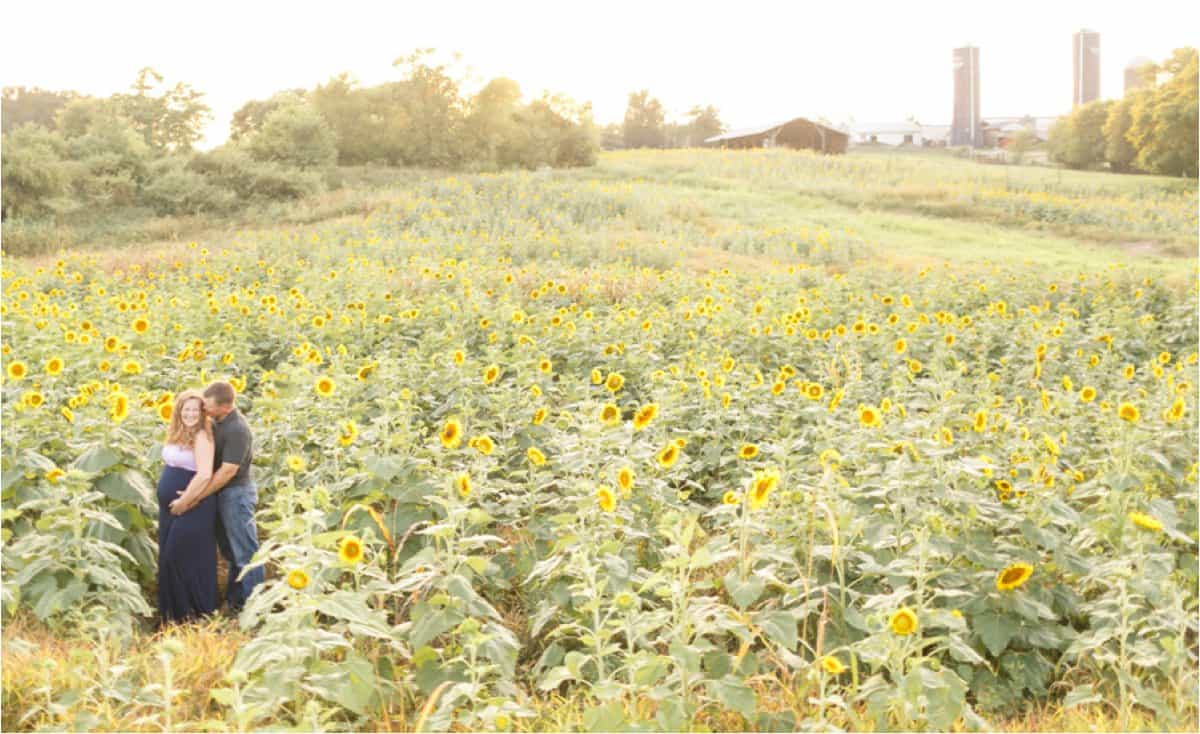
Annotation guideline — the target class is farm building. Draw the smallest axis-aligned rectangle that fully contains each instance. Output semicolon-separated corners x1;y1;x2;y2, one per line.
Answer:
919;124;951;146
704;117;848;154
980;116;1058;147
850;122;924;146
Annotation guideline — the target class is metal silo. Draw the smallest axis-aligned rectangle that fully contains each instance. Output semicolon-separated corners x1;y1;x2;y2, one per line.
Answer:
1073;29;1101;107
951;46;981;147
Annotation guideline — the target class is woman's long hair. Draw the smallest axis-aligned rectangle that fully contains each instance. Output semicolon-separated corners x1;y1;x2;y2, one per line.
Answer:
165;389;212;447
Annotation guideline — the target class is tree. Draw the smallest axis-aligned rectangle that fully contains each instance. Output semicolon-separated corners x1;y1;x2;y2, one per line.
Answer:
600;123;624;150
1103;94;1141;173
230;89;308;141
1;124;71;218
464;77;522;166
1047;100;1112;169
389;49;467;166
622;90;666;148
1128;47;1198;177
246;101;338;169
2;87;82;134
111;68;212;152
684;105;724;146
1006;129;1037;164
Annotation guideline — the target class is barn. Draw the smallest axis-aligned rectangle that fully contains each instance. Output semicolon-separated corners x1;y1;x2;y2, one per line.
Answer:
704;117;848;154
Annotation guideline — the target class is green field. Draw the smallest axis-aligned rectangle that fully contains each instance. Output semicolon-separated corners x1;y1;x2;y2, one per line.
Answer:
2;148;1197;732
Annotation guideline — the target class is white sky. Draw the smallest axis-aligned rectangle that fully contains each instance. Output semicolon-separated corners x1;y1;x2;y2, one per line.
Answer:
3;0;1196;148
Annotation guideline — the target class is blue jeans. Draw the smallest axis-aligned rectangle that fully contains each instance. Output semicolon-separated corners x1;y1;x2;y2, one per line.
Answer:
215;482;264;611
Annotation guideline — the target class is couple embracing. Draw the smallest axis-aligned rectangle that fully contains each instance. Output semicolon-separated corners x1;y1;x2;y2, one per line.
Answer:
156;381;264;626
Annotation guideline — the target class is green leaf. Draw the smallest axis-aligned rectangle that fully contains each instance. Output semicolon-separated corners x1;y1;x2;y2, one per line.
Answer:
309;653;377;715
209;688;237;706
756;610;797;651
96;470;154;509
582;701;626;732
975;611;1018;657
723;569;764;609
74;446;121;474
363;455;405;480
709;676;757;719
1061;684;1101;710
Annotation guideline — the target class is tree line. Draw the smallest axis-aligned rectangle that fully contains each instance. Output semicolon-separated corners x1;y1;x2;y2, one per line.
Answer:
602;90;725;149
1047;48;1197;177
1;51;601;222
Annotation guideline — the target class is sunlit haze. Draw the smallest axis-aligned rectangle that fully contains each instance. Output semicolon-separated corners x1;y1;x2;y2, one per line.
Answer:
3;0;1196;148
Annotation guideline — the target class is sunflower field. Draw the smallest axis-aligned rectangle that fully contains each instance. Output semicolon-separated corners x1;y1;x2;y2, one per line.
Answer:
2;149;1198;731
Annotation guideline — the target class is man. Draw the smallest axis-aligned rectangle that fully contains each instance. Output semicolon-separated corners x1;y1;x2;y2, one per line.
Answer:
170;380;263;613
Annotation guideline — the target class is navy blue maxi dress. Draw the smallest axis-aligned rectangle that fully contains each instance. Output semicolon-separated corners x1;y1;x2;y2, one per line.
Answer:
156;462;218;625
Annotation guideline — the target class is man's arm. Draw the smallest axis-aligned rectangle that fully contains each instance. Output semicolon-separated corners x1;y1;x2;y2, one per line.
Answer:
199;462;240;500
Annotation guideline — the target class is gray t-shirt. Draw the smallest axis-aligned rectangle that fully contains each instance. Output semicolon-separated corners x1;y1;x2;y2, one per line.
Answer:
213;408;253;487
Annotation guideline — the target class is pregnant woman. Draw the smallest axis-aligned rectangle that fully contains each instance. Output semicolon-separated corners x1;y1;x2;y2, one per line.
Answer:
156;389;218;625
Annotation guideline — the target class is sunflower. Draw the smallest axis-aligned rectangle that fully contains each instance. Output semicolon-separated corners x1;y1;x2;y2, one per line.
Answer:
605;372;625;392
1123;365;1135;380
1118;402;1140;423
632;403;658;431
617;466;634;494
7;359;29;380
453;349;465;365
538;359;552;374
907;359;922;374
596;486;617;512
455;473;472;499
287;455;307;472
123;360;142;375
44;357;63;376
819;448;841;469
22;391;44;409
109;393;130;423
820;656;846;675
470;435;495;455
1042;434;1060;456
748;470;778;510
61;407;75;424
315;376;336;397
656;442;679;469
995;562;1034;591
973;410;987;432
1129;511;1163;532
44;468;65;484
531;407;548;425
483;364;501;385
599;403;621;426
1163;397;1185;423
591;368;603;385
357;363;376;381
1079;386;1097;402
338;420;358;446
858;404;882;428
738;443;759;460
939;427;953;445
722;490;740;505
894;338;907;354
158;402;173;422
889;607;918;635
440;418;463;449
527;447;547;466
806;383;823;400
287;569;310;590
338;536;364;564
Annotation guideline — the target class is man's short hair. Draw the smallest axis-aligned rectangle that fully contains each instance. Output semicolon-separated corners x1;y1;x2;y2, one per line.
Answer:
203;381;237;406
